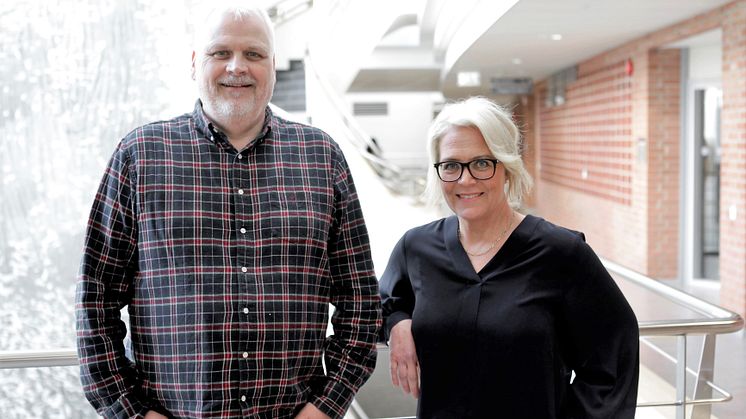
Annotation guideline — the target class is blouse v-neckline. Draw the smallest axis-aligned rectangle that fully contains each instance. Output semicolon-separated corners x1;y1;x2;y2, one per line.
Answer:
444;214;534;280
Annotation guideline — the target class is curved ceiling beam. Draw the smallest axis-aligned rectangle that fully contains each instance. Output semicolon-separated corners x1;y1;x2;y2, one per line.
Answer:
383;13;419;38
437;0;518;81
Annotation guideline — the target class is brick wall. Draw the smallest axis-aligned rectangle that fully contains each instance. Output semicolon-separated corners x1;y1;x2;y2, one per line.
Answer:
646;49;681;278
539;61;633;205
528;0;746;316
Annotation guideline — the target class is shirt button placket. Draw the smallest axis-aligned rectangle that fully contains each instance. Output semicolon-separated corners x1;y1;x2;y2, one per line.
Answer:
233;151;255;414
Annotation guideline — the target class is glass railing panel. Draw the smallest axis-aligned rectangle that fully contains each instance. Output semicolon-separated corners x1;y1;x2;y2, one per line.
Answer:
616;274;705;323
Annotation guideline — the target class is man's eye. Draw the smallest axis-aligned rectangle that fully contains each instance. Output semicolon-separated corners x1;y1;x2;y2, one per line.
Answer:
246;51;262;59
210;51;229;58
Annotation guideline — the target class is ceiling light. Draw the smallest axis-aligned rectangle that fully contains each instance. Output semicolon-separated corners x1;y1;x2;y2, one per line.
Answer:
457;71;481;87
551;34;563;41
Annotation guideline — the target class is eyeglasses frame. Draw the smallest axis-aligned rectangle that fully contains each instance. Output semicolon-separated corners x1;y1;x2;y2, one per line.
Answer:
433;158;500;182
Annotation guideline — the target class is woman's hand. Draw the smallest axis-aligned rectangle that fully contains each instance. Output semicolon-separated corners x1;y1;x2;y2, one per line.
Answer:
144;411;168;419
388;319;420;398
294;403;331;419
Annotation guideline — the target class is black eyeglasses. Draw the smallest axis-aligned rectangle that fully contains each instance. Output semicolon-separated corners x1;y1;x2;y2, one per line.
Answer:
433;158;499;182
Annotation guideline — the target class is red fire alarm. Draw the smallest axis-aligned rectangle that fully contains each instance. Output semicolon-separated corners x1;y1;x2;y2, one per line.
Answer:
625;58;634;76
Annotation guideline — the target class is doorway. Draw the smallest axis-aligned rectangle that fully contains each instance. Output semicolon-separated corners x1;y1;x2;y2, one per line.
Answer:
690;86;722;280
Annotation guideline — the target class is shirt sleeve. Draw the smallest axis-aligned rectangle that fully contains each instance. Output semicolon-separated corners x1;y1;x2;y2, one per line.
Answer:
75;142;153;418
560;234;640;419
378;233;415;343
309;152;382;419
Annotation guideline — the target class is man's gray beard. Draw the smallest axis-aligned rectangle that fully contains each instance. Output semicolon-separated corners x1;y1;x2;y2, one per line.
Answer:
210;99;254;122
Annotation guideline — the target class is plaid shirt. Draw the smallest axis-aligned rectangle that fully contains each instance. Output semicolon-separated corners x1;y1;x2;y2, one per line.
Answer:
76;101;381;419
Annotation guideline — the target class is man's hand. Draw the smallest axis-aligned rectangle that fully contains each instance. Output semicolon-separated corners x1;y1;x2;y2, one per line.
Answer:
389;319;420;398
294;403;331;419
144;411;168;419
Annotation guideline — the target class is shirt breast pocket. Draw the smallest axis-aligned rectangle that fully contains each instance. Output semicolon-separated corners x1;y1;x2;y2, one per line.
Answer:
268;190;332;253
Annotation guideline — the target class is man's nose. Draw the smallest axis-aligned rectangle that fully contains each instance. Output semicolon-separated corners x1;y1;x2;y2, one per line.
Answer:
226;55;248;74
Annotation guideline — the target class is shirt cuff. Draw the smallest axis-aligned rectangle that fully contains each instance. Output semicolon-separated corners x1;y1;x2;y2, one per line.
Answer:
99;392;154;419
383;311;412;343
309;378;356;419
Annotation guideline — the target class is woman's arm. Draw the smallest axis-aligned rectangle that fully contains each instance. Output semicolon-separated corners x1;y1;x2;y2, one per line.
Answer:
561;235;639;419
379;235;420;398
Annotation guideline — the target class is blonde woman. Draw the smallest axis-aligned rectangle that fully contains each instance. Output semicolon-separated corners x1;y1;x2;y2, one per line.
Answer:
380;97;638;418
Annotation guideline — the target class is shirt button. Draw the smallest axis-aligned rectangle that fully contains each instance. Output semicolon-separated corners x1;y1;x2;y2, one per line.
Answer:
237;154;243;159
240;228;247;234
238;189;244;195
242;352;249;358
240;395;246;402
241;267;248;273
243;307;249;314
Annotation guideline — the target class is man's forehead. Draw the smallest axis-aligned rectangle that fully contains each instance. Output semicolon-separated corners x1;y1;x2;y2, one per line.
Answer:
195;10;272;50
203;36;271;51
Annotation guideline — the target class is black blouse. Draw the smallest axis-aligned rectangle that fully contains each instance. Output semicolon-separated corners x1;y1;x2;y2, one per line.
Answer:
380;215;639;419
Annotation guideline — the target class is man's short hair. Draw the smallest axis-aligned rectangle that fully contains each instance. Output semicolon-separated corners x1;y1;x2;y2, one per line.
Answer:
190;1;275;53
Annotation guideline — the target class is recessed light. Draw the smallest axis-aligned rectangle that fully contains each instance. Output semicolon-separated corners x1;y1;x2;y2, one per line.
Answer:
551;34;563;41
457;71;481;87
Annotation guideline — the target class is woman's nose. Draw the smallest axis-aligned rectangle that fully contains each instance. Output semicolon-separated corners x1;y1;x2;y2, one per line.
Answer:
458;167;478;184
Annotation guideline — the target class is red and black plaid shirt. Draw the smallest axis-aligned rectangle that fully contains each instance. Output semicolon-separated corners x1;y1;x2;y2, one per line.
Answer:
76;101;381;419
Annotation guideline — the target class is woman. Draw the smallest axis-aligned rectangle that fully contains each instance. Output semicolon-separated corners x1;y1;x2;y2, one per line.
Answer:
379;97;639;418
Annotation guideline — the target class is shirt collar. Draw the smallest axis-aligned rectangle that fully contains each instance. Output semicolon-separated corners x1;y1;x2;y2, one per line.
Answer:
192;99;273;147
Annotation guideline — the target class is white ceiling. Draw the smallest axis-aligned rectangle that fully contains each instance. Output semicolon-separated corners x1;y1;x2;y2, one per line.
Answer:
351;0;730;97
448;0;730;83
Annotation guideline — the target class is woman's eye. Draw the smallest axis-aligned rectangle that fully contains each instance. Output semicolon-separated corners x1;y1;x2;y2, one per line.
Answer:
474;159;490;169
442;162;460;172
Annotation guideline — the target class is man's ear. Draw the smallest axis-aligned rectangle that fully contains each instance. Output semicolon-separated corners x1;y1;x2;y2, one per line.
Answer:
191;51;196;80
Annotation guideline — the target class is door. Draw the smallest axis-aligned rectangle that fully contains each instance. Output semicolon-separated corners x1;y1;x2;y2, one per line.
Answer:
692;87;722;280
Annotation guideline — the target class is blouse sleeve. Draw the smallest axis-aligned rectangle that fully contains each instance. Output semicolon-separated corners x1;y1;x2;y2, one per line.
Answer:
379;233;416;342
560;234;640;418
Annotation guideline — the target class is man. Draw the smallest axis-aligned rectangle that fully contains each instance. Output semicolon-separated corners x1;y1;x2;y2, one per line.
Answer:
75;3;381;418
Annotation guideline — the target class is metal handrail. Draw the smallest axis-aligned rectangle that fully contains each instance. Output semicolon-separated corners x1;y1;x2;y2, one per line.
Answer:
0;349;77;369
601;258;743;419
605;258;744;335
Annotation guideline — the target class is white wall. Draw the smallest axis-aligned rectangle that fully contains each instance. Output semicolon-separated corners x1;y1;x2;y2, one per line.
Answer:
688;43;722;80
273;11;313;71
346;91;444;169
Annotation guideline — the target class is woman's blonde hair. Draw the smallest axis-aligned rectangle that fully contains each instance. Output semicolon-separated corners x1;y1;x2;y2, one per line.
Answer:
422;96;533;209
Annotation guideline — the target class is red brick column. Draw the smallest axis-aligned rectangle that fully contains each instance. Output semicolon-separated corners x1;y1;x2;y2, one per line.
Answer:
646;49;681;279
720;1;746;318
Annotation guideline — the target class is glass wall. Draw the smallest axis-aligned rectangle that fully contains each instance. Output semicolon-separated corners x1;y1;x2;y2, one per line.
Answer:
0;0;199;415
